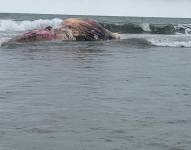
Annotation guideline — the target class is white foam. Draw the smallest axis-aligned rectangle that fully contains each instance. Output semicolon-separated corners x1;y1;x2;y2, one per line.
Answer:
141;23;151;32
149;39;191;48
147;34;191;48
120;34;191;48
175;24;191;35
0;37;10;47
185;28;191;35
0;18;63;32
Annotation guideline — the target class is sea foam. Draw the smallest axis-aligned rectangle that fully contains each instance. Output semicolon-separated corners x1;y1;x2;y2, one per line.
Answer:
0;37;10;47
0;18;63;32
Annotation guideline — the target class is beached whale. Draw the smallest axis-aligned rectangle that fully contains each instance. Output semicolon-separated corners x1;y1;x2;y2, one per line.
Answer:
15;18;120;42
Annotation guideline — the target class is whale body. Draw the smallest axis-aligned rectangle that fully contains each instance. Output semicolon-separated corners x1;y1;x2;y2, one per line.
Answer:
15;18;120;42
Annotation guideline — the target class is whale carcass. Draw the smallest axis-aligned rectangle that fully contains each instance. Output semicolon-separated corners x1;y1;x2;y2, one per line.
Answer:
15;18;120;42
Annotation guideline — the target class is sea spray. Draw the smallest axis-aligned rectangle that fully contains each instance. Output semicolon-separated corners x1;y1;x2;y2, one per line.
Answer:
0;18;62;32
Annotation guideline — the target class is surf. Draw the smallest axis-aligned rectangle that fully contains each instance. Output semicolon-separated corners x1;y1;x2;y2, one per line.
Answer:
1;17;191;48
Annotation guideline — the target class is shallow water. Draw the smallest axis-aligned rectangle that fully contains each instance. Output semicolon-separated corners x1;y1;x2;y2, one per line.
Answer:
0;39;191;150
1;13;191;150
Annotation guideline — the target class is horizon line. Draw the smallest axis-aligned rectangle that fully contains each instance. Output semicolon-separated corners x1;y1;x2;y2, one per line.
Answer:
0;11;191;19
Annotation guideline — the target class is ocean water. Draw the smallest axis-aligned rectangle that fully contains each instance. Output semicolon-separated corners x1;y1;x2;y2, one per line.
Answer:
0;13;191;150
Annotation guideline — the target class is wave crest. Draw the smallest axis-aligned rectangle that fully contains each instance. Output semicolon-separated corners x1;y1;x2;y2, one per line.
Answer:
102;23;191;35
0;18;191;35
1;18;191;48
0;18;63;32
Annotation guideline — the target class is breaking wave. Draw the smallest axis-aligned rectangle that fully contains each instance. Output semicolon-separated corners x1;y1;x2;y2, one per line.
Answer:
0;18;191;34
102;23;191;35
0;18;191;48
0;18;62;32
120;34;191;48
0;37;10;47
149;37;191;48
